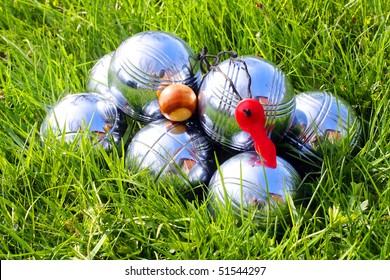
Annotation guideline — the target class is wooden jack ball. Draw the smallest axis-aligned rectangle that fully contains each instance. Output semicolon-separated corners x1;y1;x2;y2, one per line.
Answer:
158;84;197;122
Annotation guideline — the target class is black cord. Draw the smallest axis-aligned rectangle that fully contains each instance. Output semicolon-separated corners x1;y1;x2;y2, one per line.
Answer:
196;46;252;100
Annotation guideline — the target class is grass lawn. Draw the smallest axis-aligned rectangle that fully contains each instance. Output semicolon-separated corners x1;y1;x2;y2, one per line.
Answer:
0;0;389;260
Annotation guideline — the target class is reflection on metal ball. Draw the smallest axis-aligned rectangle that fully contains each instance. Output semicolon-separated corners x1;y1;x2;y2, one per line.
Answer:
208;151;301;221
87;52;114;99
40;93;127;149
198;55;295;151
126;119;215;190
282;91;361;164
108;31;201;122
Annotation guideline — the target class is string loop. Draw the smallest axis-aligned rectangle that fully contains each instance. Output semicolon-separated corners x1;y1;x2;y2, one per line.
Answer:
196;46;252;100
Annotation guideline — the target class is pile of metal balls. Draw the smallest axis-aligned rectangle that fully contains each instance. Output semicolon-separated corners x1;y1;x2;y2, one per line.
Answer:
40;31;362;223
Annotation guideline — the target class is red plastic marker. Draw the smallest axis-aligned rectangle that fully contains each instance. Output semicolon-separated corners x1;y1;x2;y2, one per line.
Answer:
235;98;277;168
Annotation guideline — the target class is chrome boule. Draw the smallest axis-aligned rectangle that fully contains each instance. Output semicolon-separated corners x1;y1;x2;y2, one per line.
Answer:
208;151;301;221
108;31;201;123
40;93;127;149
87;52;114;99
283;91;361;164
126;119;215;190
198;55;295;151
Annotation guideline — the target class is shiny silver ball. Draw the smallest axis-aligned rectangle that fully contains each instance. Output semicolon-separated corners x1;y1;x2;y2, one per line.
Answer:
87;52;114;99
108;31;201;122
283;91;361;163
126;119;215;189
198;55;295;151
208;151;301;221
40;93;127;149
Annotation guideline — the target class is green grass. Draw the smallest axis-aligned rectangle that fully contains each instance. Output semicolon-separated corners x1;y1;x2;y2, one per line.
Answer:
1;0;389;260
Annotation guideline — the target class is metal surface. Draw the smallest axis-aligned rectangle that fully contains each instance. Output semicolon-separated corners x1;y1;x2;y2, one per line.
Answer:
108;31;201;123
282;91;361;163
87;52;114;99
208;151;301;221
126;119;215;189
40;93;127;149
198;55;295;151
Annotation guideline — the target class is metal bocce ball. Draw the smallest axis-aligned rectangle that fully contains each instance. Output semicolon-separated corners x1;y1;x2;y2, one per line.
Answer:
40;93;127;149
108;31;202;123
282;91;361;165
125;119;215;190
198;55;295;152
208;151;301;222
87;52;114;99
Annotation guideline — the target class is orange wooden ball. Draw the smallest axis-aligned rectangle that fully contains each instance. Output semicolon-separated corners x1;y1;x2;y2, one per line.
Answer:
158;84;197;122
